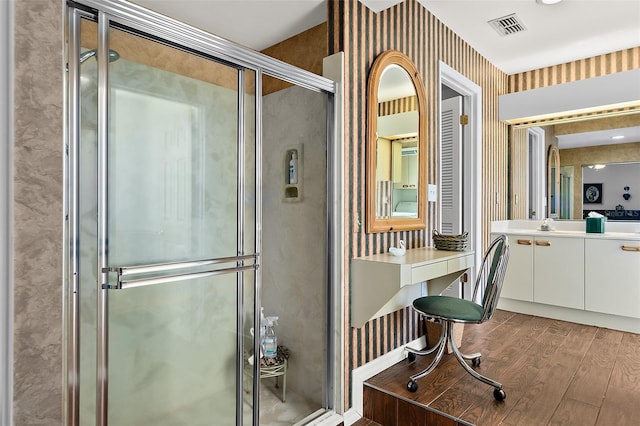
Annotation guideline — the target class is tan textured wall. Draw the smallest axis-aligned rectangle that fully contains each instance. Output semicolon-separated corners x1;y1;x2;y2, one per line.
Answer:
13;0;64;423
261;22;328;95
560;142;640;219
81;20;240;90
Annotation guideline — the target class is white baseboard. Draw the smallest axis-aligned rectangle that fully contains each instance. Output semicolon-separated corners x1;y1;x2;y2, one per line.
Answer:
295;409;345;426
350;336;426;417
498;298;640;334
342;408;361;426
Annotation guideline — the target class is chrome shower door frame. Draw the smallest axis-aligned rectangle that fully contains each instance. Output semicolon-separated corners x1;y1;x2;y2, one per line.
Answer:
65;1;339;426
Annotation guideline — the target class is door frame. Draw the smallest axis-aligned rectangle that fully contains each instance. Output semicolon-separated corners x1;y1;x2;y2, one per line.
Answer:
438;62;482;298
0;0;12;422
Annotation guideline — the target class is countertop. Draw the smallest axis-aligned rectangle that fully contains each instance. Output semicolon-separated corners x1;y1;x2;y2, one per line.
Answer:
491;220;640;241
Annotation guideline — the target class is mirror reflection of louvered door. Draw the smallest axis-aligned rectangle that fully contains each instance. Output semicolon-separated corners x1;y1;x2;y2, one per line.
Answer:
440;96;463;235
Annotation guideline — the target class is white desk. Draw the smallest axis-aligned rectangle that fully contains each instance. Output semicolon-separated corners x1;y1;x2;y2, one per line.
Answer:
351;248;474;327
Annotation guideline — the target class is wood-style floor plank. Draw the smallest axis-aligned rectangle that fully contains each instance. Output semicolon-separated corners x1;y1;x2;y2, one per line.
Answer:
607;331;640;391
564;327;623;406
360;310;640;426
428;385;483;420
548;398;599;426
596;385;640;426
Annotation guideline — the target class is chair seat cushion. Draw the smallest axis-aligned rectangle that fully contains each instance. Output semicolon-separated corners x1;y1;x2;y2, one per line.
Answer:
413;296;484;322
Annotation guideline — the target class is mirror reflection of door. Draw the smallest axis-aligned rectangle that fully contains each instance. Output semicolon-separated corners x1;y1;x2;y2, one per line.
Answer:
547;145;560;219
527;127;546;220
549;161;557;217
559;166;574;219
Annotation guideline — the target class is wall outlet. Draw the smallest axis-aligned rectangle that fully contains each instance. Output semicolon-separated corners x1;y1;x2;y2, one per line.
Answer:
428;184;437;202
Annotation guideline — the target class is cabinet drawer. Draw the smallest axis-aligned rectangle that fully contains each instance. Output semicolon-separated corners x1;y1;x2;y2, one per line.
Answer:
447;254;474;273
411;261;448;283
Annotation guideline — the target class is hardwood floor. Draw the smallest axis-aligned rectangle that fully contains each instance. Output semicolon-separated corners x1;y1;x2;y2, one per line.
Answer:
357;310;640;426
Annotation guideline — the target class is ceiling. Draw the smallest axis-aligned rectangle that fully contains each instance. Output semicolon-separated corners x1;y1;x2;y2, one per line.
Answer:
133;0;640;74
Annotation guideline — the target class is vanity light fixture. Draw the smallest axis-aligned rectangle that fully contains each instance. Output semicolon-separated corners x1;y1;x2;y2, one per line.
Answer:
536;0;563;5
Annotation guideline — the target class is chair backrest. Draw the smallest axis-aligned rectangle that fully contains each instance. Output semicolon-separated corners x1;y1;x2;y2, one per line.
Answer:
472;234;510;323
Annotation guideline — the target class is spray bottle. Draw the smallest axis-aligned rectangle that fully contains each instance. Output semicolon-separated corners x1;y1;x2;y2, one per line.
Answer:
262;316;279;358
289;151;298;184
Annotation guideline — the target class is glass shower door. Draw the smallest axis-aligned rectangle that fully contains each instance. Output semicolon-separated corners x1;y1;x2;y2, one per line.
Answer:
75;18;257;425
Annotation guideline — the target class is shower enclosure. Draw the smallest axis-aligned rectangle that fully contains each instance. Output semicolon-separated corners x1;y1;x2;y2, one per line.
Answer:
65;1;338;425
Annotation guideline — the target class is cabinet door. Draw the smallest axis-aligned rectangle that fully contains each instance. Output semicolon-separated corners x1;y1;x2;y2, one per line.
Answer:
585;239;640;319
401;153;418;187
534;237;584;309
496;234;534;302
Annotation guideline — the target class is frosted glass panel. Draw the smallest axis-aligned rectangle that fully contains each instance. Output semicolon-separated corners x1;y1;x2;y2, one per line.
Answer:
100;26;254;425
107;39;239;266
108;274;238;424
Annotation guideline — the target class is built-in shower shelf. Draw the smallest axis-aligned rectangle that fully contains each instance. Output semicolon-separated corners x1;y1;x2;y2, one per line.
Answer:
283;145;302;202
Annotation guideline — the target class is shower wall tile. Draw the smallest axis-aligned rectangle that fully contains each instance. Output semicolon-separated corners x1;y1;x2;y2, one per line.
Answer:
262;84;327;406
13;0;64;424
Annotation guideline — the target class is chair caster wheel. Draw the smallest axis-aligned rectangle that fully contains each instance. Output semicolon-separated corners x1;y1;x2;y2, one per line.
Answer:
407;380;418;393
472;357;481;367
407;352;416;362
493;388;506;401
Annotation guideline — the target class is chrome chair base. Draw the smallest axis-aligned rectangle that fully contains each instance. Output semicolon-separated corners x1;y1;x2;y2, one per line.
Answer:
405;319;506;401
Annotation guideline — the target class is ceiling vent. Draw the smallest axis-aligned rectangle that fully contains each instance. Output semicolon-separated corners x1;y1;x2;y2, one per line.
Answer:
488;13;527;36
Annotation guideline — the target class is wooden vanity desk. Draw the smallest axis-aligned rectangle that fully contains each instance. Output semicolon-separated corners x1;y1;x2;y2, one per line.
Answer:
351;247;474;327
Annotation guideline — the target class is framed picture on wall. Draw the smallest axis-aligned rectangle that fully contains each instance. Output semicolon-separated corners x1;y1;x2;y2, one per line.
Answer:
583;183;603;204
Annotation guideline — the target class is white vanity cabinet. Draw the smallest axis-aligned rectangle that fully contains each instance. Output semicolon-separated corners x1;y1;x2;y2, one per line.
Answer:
492;220;640;334
585;239;640;319
493;233;584;309
533;236;584;310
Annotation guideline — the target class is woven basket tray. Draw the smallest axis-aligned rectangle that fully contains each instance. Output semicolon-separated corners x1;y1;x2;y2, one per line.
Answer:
432;230;469;251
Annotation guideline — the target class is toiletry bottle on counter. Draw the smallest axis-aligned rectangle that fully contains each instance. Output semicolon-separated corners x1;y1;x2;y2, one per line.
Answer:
289;151;298;184
262;317;278;358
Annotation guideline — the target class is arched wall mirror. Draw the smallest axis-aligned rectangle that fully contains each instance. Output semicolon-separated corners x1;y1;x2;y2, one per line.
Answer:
366;50;427;233
547;145;560;218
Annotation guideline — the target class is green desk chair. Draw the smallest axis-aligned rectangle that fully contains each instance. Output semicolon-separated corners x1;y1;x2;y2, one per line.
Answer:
406;234;510;401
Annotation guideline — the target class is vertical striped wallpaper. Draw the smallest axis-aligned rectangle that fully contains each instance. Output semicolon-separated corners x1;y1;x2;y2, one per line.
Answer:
378;95;417;116
509;47;640;92
328;0;510;406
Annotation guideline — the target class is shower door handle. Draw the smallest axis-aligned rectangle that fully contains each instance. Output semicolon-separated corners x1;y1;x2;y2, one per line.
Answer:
103;253;259;290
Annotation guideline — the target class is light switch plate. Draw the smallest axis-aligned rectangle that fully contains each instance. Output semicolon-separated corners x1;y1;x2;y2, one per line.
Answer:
428;184;437;202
